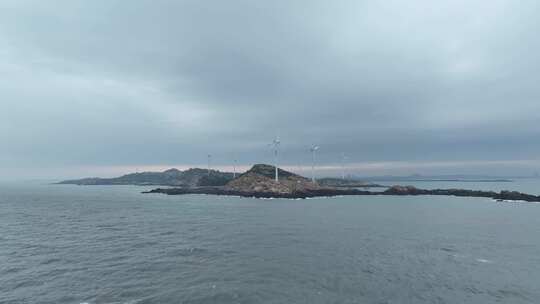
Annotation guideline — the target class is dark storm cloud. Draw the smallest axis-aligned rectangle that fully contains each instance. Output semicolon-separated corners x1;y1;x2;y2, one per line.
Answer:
1;0;540;179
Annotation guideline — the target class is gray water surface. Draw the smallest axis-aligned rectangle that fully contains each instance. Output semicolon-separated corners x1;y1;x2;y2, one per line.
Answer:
1;182;539;303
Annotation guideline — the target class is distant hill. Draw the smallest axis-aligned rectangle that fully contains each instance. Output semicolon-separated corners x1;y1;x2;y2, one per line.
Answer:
317;177;386;188
225;164;320;194
58;168;234;187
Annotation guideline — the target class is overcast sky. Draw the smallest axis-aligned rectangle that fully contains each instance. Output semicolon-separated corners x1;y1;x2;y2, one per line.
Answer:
1;0;540;180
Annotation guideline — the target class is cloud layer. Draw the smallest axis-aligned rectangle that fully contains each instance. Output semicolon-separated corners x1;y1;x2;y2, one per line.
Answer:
1;0;540;179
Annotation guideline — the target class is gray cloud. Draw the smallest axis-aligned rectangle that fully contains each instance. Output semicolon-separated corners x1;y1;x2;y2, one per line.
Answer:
1;0;540;179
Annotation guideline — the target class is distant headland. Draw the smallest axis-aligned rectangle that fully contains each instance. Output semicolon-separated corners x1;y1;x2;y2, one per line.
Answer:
57;168;234;187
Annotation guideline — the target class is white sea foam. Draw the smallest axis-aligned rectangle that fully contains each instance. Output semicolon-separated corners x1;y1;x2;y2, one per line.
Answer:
476;258;493;263
494;199;540;205
80;299;141;304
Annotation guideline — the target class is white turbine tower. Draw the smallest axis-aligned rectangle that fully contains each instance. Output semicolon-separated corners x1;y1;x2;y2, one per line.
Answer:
269;137;280;182
340;152;348;180
233;159;237;179
207;154;212;176
310;145;319;183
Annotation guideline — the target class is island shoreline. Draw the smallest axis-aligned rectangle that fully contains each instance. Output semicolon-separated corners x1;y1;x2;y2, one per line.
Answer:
143;185;540;203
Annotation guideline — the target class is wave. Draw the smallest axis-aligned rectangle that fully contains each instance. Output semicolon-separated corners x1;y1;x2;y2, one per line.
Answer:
494;199;540;204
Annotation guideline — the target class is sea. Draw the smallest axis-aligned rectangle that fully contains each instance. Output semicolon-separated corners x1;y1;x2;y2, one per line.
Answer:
1;179;540;304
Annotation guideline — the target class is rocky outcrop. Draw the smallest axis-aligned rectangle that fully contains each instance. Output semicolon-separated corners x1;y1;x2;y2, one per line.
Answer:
493;190;540;202
225;164;320;194
382;186;540;202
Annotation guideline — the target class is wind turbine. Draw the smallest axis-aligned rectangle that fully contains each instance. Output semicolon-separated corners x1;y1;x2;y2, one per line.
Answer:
340;153;348;180
310;144;319;183
207;154;212;176
269;137;280;182
233;159;237;179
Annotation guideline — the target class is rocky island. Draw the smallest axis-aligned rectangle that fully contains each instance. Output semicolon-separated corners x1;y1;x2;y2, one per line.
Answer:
144;164;540;202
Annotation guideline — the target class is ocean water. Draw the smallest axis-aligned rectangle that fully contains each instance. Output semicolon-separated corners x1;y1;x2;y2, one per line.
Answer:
1;182;540;304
